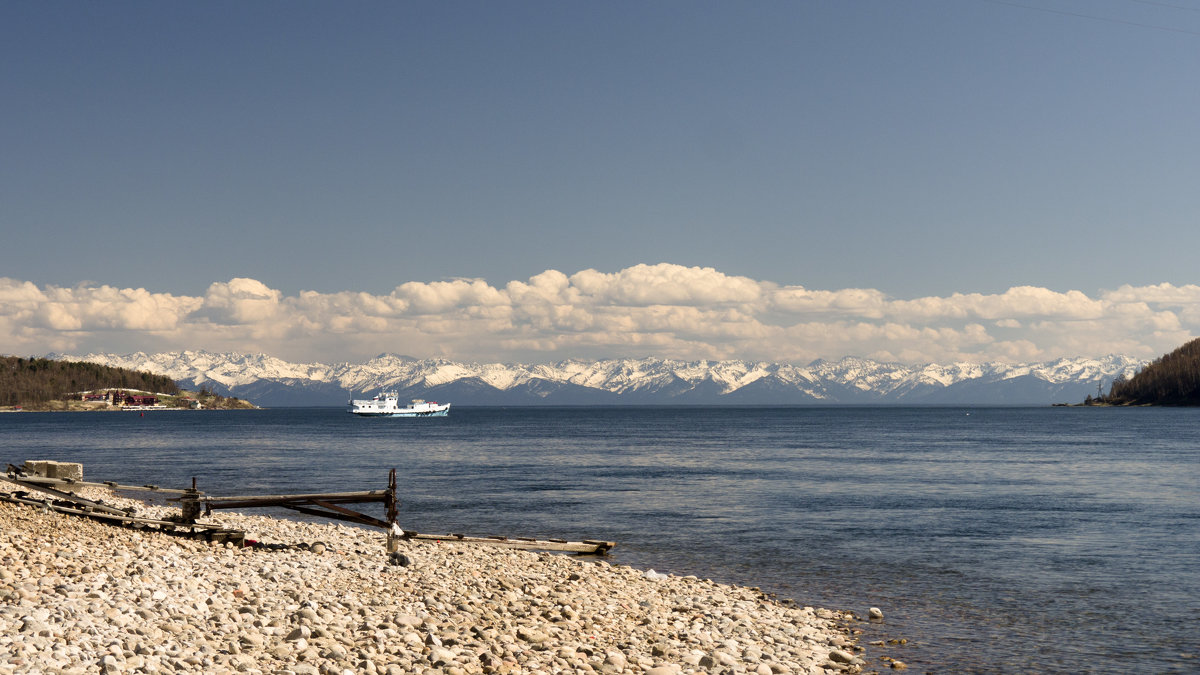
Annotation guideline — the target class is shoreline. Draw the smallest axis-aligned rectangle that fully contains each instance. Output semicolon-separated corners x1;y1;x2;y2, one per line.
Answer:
0;407;260;413
0;483;862;674
0;403;260;413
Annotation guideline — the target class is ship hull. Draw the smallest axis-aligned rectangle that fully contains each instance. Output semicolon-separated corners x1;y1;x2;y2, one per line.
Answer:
348;392;450;417
352;407;449;418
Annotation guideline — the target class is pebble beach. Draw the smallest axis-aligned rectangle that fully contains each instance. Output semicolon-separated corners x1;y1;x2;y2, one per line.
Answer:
0;484;865;674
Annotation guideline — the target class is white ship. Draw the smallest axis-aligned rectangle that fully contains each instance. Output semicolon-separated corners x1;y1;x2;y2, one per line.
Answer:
348;392;450;417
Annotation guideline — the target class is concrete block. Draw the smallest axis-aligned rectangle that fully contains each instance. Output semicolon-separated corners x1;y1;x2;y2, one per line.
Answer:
51;462;84;481
21;460;51;477
21;460;83;481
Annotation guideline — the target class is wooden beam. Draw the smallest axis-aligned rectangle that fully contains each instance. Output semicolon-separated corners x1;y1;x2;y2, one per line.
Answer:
198;490;391;503
0;475;135;517
400;531;614;554
2;475;192;494
277;503;391;529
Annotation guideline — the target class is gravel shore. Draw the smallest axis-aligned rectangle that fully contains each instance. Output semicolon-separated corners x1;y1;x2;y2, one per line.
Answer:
0;485;861;674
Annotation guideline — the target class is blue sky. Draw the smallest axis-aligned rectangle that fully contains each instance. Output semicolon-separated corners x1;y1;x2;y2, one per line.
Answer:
3;1;1199;364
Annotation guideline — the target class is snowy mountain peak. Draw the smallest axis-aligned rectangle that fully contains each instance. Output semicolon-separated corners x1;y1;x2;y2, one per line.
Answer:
49;351;1148;407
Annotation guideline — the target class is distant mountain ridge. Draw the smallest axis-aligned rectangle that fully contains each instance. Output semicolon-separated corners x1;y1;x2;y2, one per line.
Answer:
48;351;1148;407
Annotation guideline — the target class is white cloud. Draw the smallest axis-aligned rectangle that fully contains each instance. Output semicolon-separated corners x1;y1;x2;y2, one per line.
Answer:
393;278;509;314
198;278;283;325
887;287;1105;321
1;266;1197;364
569;264;763;306
1103;283;1200;305
771;287;887;317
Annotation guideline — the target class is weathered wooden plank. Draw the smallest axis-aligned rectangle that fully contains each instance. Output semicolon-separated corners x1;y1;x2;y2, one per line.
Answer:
5;475;191;494
197;490;391;504
400;531;614;554
0;475;135;517
277;502;392;529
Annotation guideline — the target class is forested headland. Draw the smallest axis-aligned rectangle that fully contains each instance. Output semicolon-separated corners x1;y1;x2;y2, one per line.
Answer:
1089;338;1200;406
1;356;179;407
0;356;254;410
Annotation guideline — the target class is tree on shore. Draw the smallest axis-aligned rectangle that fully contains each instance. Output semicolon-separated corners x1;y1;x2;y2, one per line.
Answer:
0;356;179;407
1100;338;1200;405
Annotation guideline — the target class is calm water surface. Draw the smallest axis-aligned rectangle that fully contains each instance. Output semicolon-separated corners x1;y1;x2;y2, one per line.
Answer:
3;406;1198;673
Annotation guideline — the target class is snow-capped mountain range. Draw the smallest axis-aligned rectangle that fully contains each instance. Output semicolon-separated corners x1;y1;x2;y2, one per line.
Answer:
50;350;1147;406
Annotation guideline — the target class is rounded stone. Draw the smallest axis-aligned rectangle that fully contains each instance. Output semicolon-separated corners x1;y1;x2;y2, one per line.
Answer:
829;649;856;664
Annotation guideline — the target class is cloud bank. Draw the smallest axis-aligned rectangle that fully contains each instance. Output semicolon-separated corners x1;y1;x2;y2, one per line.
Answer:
1;264;1196;365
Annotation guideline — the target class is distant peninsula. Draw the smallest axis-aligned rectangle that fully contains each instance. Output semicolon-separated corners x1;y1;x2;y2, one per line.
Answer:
0;356;256;411
1082;338;1200;406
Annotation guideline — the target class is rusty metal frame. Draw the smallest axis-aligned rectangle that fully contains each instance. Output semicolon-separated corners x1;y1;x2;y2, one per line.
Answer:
180;468;398;530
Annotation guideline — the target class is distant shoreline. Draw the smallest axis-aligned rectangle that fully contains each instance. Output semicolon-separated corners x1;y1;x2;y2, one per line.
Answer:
1;399;260;413
0;407;260;413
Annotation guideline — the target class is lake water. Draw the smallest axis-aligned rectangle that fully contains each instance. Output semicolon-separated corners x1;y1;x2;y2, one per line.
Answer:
2;406;1198;673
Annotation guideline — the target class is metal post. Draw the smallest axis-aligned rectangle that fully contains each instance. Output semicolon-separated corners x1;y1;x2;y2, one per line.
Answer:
386;468;399;553
180;477;202;524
